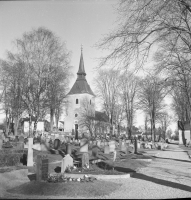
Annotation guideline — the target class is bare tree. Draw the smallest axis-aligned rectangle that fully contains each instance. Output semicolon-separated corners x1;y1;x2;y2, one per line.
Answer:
0;27;71;136
94;69;121;138
97;0;191;69
120;72;139;138
138;75;167;142
157;112;172;140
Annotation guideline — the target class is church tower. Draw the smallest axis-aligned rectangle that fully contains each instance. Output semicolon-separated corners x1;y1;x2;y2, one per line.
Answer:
64;48;95;137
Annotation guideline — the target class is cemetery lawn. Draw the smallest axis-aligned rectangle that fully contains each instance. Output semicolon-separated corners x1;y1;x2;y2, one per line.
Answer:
7;180;122;198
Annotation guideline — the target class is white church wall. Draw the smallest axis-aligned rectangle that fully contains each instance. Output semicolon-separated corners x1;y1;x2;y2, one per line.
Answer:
64;93;95;133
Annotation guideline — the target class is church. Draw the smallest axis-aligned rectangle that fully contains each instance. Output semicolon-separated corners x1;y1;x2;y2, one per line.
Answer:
62;48;109;138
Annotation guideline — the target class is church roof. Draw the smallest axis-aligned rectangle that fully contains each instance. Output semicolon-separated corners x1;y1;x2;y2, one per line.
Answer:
68;48;95;96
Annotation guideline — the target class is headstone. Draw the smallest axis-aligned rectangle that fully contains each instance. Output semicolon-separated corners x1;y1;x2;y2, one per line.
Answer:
33;143;41;151
113;150;117;162
19;136;24;143
121;141;127;152
54;139;61;150
104;145;110;154
16;142;24;150
55;133;59;139
134;139;138;153
82;152;89;168
41;143;48;151
66;143;72;155
61;154;73;173
36;155;49;181
27;138;34;167
80;138;88;153
92;146;98;157
97;140;101;147
109;140;115;153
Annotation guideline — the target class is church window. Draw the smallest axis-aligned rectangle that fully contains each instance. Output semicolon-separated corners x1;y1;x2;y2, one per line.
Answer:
76;99;79;104
90;100;91;105
75;113;78;117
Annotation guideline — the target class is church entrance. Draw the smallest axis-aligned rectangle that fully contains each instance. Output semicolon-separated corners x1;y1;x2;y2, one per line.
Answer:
75;124;78;140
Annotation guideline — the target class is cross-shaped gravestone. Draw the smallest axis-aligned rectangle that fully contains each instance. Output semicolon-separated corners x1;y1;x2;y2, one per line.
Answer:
27;138;34;167
61;154;73;173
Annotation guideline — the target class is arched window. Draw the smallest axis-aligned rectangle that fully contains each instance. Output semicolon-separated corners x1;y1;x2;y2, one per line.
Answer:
90;100;91;105
76;99;79;104
75;113;78;117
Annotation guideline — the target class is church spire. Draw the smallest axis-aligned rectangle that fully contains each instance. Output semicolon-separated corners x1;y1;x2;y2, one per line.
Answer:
77;46;86;78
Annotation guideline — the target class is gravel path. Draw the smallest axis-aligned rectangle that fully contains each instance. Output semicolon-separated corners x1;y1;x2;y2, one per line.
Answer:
2;144;191;199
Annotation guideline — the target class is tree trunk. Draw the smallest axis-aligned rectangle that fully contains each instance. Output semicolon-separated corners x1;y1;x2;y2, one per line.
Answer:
14;116;20;136
5;110;11;136
50;108;54;132
29;113;32;137
33;119;38;136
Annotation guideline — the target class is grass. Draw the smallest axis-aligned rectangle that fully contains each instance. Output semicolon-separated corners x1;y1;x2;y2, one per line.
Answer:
7;180;121;197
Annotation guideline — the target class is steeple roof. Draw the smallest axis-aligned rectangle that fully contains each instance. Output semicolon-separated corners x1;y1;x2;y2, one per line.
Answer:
67;48;95;96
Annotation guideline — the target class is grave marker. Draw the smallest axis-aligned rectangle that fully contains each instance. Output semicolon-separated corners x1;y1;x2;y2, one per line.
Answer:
61;154;73;173
82;152;89;168
36;155;49;181
27;138;34;167
104;145;110;154
19;136;24;143
92;146;98;157
109;140;115;153
80;138;88;153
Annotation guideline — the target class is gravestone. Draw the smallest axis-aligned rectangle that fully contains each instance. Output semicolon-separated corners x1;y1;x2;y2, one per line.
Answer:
27;138;34;167
19;136;24;143
14;136;19;142
16;142;24;150
41;143;48;151
137;142;141;149
134;139;138;154
45;138;50;148
96;140;101;147
82;152;89;168
104;145;110;154
109;140;115;153
113;150;117;162
36;155;49;181
121;141;127;152
54;139;61;150
92;146;98;157
80;138;88;153
61;154;73;173
33;143;41;151
66;143;72;155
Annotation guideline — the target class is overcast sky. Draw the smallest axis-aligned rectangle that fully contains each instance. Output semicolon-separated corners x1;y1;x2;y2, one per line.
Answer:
0;0;117;86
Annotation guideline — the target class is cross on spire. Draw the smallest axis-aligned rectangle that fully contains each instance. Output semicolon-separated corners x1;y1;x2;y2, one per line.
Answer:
81;44;83;52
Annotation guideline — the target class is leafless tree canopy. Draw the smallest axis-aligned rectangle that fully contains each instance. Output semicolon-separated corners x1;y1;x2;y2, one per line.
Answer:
0;27;72;136
97;0;191;69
